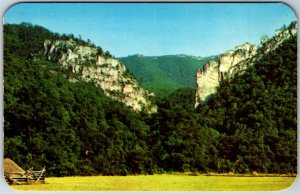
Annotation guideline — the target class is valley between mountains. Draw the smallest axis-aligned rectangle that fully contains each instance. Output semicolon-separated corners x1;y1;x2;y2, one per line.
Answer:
4;21;297;176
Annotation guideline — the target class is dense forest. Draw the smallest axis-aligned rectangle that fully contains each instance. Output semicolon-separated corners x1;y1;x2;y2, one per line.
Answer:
119;55;216;97
4;22;297;176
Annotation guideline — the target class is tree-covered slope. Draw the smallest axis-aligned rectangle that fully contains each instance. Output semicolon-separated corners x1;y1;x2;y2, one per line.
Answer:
148;32;297;174
4;23;153;176
119;54;216;97
196;34;297;173
4;22;297;176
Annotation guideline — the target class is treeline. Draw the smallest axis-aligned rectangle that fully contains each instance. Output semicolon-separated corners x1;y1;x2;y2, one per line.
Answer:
4;23;297;176
3;22;112;60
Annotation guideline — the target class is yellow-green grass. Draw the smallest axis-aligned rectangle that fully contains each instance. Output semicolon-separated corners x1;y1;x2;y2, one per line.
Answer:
10;174;296;191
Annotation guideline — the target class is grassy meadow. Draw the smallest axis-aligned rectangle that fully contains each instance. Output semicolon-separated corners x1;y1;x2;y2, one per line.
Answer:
10;174;296;191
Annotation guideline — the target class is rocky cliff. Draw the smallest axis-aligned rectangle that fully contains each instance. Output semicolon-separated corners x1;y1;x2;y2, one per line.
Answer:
44;39;157;113
195;21;297;108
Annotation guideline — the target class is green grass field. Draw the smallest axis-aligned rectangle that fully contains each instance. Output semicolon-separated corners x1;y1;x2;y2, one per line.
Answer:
10;174;296;191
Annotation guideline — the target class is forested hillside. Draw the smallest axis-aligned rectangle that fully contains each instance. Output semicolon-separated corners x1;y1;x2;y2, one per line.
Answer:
195;34;297;173
119;54;216;97
4;23;154;176
4;22;297;176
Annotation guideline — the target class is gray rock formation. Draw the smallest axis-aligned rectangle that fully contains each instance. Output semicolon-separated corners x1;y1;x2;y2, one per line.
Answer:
195;42;257;108
195;22;297;108
44;39;157;113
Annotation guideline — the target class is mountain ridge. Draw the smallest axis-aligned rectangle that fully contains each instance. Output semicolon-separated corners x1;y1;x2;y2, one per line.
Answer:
119;54;217;97
4;21;297;176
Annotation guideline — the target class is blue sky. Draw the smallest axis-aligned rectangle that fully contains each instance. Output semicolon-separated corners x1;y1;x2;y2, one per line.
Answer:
3;2;297;57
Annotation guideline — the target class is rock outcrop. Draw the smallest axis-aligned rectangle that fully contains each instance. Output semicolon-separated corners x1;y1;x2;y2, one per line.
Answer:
195;21;297;108
44;39;157;113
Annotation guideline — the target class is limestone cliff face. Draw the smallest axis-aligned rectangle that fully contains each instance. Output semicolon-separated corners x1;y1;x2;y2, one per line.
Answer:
44;39;157;113
195;43;257;107
195;22;297;108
